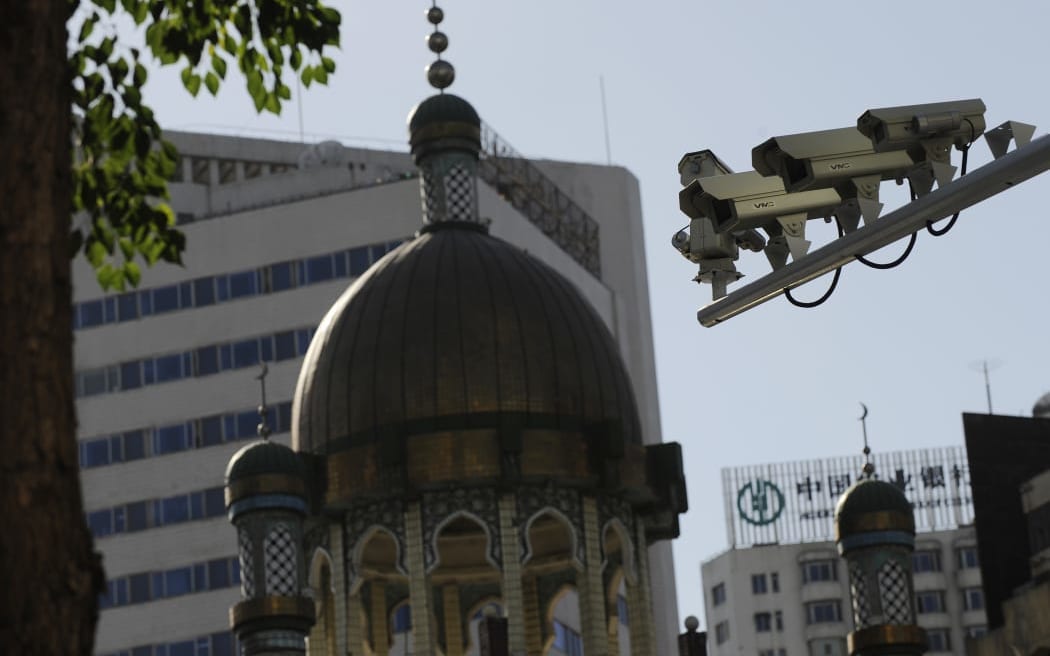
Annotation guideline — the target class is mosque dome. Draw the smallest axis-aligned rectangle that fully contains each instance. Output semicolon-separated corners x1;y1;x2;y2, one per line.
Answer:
1033;391;1050;418
226;440;305;484
835;476;915;540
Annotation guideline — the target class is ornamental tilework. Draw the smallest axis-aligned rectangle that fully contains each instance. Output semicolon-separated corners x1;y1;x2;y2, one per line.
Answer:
516;486;584;566
443;165;474;221
239;528;255;597
849;561;871;627
877;560;910;625
264;524;298;596
422;487;501;571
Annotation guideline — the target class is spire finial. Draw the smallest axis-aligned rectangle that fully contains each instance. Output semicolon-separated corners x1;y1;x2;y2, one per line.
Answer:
425;3;454;92
858;402;874;477
256;363;271;440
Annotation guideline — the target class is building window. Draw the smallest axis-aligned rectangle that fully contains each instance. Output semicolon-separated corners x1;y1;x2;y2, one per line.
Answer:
759;650;786;656
392;604;412;633
552;619;583;656
770;571;780;593
966;625;987;638
805;600;842;624
962;587;984;611
714;620;730;645
957;546;980;570
752;573;768;594
925;628;951;652
912;550;942;573
617;595;629;626
711;582;726;606
774;610;783;631
801;560;837;583
754;612;772;632
915;590;947;614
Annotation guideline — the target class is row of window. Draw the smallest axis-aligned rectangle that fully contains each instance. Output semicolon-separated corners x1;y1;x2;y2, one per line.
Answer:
99;557;239;610
915;587;985;613
73;239;403;331
86;486;226;539
79;402;292;470
75;327;315;398
97;632;236;656
552;619;583;656
912;546;980;573
805;600;842;624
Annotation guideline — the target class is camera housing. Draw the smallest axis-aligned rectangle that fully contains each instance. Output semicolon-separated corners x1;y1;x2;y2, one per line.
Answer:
857;99;986;155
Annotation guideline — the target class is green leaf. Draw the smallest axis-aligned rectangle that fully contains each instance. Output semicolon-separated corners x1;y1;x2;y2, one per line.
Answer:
264;91;280;114
321;56;335;73
124;261;141;287
204;72;219;95
246;69;263;99
186;73;202;96
289;48;302;70
211;54;227;79
78;15;96;42
276;83;290;100
133;62;147;86
119;237;135;260
87;240;106;267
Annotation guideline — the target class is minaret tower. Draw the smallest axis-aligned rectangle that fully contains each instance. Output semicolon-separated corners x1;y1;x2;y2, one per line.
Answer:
225;365;315;654
834;406;926;656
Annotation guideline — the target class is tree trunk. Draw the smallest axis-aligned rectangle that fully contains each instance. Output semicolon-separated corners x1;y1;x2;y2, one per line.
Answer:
0;1;103;653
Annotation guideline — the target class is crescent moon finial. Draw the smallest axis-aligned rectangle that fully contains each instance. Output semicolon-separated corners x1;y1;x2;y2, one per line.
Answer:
859;402;868;421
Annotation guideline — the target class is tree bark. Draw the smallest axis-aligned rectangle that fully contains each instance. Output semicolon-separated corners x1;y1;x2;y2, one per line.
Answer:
0;1;103;653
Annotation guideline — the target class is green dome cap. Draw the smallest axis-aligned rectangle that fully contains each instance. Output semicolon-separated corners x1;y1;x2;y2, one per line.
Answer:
225;440;304;484
408;93;480;133
407;93;481;162
835;477;915;540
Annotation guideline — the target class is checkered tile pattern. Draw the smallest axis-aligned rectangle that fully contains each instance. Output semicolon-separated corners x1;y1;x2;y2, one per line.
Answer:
443;164;474;221
849;562;871;627
264;524;298;596
878;560;911;624
422;170;438;223
238;528;255;597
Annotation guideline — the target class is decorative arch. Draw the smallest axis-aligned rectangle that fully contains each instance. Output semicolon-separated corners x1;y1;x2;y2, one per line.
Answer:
308;547;335;594
521;507;581;570
542;584;580;656
427;510;499;574
601;517;636;584
463;597;504;656
352;524;406;591
307;548;337;656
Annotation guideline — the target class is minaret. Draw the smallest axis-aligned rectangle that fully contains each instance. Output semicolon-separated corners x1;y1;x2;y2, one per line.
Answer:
834;406;926;656
225;365;315;654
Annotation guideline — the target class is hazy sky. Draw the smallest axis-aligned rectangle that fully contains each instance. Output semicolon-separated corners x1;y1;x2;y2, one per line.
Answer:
130;0;1050;627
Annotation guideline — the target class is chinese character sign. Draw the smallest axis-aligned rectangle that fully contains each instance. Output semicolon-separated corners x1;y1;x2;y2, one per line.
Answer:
722;447;973;548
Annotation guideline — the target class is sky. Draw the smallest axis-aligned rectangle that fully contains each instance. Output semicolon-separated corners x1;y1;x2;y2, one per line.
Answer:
128;0;1050;629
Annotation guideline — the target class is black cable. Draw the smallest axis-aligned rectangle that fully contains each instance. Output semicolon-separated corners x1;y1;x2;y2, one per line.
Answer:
926;145;971;236
784;220;844;308
855;231;918;269
784;266;842;308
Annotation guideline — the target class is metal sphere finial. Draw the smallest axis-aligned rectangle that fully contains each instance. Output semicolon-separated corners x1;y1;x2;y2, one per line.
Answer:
426;60;455;89
684;616;700;632
427;31;448;54
427;6;444;25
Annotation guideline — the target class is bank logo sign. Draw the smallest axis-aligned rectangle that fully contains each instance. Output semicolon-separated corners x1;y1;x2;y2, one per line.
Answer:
723;446;973;548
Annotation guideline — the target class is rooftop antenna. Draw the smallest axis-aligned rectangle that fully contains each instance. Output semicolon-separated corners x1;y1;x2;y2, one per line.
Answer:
255;363;271;440
969;359;1001;414
858;402;874;478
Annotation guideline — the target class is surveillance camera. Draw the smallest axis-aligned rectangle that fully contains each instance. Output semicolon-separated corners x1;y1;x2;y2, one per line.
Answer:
678;149;735;186
752;126;915;193
679;171;842;234
857;99;986;156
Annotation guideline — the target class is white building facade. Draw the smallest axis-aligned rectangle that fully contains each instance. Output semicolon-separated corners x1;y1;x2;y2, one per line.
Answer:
75;128;674;655
702;448;987;656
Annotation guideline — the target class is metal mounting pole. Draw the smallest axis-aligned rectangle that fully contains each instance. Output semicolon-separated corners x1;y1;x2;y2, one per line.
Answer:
697;134;1050;327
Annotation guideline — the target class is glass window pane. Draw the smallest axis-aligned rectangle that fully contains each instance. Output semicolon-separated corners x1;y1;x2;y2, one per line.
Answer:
169;641;194;656
123;430;146;461
220;345;232;370
142;359;155;385
117;293;138;321
349;246;370;275
129;573;151;603
190;490;205;520
126;501;148;531
260;336;273;362
104;298;117;323
161;495;190;525
237;410;257;438
196;346;219;376
139;290;153;316
228;271;257;299
370;245;387;262
164;567;192;598
83;439;110;468
154;354;184;383
179;282;193;309
277;402;293;433
334;252;348;277
81;300;105;328
120;361;141;390
216;276;230;301
274;331;295;361
194;278;215;307
305;255;334;283
211;633;234;656
296;329;311;355
81;369;108;397
232;340;259;368
115;578;128;605
208;558;231;589
155;424;188;455
154;286;179;313
270;262;293;292
204;488;225;517
132;647;151;656
112;507;126;533
200;416;223;447
110;435;123;463
193;563;207;592
87;510;112;537
223;415;236;441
